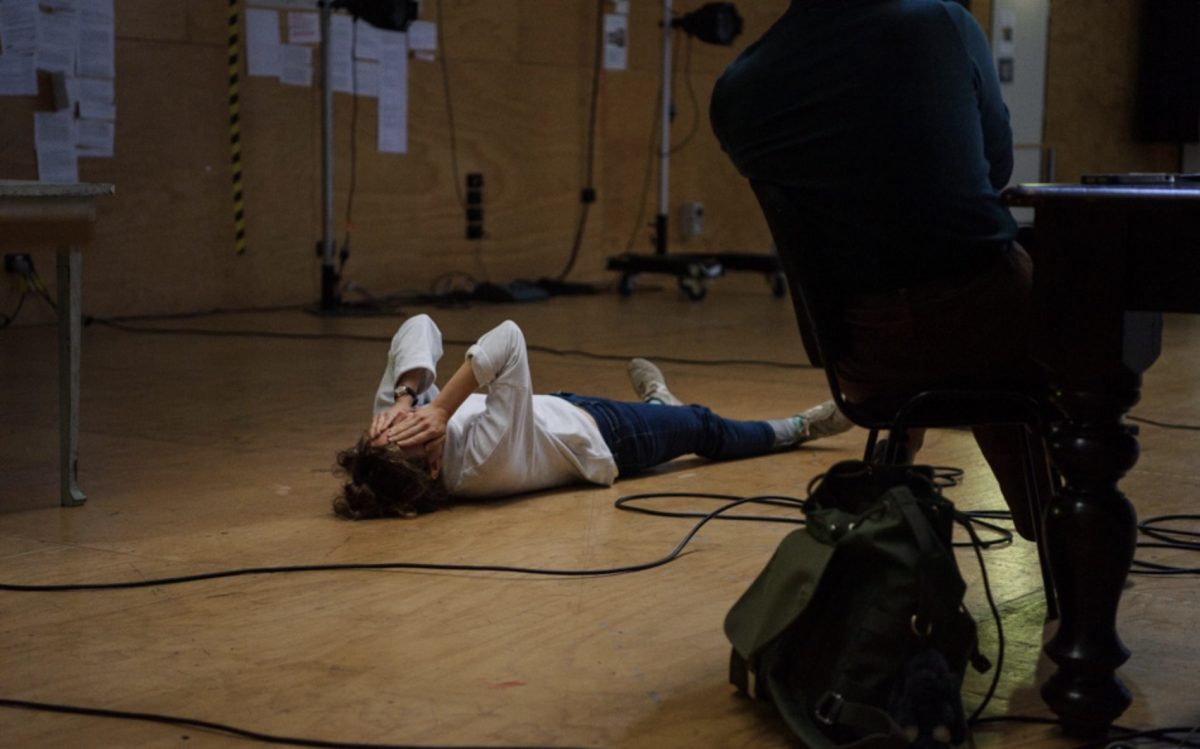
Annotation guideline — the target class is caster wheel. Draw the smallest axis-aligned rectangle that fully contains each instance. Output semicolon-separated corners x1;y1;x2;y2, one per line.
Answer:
618;272;638;297
679;276;708;301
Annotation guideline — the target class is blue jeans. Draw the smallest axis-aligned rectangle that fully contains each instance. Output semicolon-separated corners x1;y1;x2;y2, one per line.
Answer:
553;394;776;477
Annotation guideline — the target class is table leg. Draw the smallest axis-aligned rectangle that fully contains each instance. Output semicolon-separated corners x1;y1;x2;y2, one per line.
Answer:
57;245;86;507
1040;381;1139;735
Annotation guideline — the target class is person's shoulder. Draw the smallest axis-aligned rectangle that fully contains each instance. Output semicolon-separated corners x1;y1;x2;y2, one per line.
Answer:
927;0;982;32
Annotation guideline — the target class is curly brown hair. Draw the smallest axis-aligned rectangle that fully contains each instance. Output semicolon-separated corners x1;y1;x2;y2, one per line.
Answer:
332;435;452;520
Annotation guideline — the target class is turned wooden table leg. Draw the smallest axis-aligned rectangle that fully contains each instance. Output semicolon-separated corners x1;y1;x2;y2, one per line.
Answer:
1040;382;1139;735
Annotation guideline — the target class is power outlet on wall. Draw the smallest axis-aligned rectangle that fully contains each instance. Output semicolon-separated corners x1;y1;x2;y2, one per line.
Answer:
466;173;484;240
679;202;705;240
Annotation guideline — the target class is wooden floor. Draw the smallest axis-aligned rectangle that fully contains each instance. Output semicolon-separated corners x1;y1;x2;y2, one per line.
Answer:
2;277;1198;748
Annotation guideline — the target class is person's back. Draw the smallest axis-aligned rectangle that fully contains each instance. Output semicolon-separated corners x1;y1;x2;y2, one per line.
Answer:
711;0;1017;294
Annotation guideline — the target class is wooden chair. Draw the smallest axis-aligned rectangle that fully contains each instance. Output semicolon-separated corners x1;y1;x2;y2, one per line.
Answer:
750;180;1059;619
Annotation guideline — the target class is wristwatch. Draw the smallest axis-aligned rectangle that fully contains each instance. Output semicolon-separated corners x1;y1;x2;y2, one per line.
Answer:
394;384;417;404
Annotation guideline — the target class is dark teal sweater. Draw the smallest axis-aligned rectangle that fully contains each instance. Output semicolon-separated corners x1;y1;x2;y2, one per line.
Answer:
711;0;1018;293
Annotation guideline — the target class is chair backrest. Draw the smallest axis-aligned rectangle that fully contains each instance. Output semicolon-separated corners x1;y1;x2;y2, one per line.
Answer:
749;180;844;369
749;180;860;407
750;179;1046;436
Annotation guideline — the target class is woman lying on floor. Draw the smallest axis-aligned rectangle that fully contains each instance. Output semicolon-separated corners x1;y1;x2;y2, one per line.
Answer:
333;314;852;519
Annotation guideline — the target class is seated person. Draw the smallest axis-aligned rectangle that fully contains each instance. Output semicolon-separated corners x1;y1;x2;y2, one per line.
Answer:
709;0;1047;537
333;314;852;519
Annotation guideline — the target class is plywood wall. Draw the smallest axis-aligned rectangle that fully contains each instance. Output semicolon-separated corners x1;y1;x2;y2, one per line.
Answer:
1043;0;1179;181
0;0;1182;323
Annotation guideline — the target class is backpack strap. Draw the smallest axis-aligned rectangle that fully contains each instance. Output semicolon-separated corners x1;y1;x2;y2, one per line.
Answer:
895;492;946;638
814;691;912;749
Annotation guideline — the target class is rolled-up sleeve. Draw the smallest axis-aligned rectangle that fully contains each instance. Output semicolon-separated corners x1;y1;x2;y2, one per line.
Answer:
459;320;535;469
372;314;443;414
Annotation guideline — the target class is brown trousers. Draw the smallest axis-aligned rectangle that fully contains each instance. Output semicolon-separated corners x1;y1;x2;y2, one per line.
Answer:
836;246;1050;539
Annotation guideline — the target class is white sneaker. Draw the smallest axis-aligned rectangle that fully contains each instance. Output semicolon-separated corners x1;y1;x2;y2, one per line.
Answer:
795;400;855;442
627;358;683;406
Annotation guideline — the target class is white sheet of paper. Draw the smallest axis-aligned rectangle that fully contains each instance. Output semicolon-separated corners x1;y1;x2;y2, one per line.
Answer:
353;19;381;61
76;116;113;157
279;43;312;87
377;30;407;154
0;0;38;55
329;13;353;93
75;0;114;79
603;14;628;71
996;9;1017;57
352;59;378;97
246;8;282;77
286;11;319;44
0;52;37;95
407;20;436;52
77;95;113;119
36;5;78;73
77;75;111;103
35;109;79;182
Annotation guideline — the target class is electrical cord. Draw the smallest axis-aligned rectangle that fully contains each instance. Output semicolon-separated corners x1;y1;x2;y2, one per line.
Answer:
434;0;467;212
1127;414;1200;431
0;494;806;592
1;263;54;328
0;288;27;329
3;483;1196;744
553;0;607;282
82;315;818;369
957;510;1005;724
622;27;699;253
667;35;701;156
623;89;662;253
0;698;585;749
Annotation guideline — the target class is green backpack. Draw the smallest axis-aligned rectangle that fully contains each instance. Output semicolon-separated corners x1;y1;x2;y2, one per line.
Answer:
725;461;989;748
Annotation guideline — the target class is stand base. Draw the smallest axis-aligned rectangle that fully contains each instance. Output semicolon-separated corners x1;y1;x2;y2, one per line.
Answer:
607;251;786;301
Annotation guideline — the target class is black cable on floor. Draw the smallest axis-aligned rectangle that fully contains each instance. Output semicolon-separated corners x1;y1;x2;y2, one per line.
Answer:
1127;415;1200;432
0;494;804;592
0;698;585;749
84;316;818;370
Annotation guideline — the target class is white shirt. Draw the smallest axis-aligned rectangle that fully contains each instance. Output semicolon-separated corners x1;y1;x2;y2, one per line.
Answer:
373;315;617;498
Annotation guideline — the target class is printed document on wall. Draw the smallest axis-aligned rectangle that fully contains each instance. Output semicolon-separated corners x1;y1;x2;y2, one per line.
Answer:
77;117;113;158
76;0;115;79
0;0;38;55
377;29;407;154
279;43;312;87
36;2;77;74
246;8;282;77
35;109;79;182
287;11;319;44
0;51;37;95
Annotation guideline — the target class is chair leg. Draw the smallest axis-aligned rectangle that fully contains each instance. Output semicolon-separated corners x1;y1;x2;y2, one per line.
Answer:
863;429;880;462
1019;426;1059;621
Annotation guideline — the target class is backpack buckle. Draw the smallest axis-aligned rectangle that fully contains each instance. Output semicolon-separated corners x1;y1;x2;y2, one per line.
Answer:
814;691;845;726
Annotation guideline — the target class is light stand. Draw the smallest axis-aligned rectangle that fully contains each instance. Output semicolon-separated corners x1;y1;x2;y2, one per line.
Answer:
318;1;336;312
312;0;418;314
607;2;784;301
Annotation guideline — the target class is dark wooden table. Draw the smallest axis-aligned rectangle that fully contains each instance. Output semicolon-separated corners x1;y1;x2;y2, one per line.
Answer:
1004;182;1200;735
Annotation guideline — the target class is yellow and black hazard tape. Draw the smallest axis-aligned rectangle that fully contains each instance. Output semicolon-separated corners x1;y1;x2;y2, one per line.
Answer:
228;0;247;255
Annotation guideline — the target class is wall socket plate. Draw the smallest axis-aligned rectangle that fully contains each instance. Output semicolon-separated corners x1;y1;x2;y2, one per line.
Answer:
679;202;705;240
